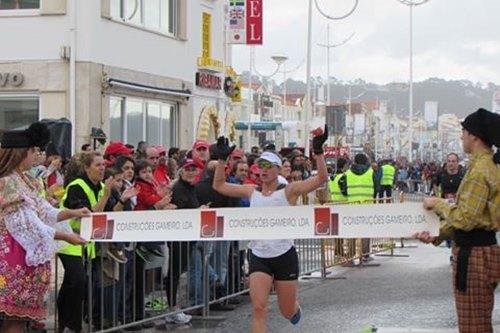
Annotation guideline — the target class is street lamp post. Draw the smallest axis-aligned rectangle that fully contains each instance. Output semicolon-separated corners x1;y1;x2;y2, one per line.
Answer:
318;25;355;107
246;52;288;151
247;46;255;152
304;0;359;156
396;0;431;162
275;60;304;145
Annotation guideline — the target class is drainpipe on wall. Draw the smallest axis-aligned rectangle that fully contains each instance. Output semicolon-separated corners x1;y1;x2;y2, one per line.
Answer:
69;0;76;154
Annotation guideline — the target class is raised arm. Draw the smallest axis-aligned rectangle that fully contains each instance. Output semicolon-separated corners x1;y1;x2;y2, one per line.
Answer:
286;125;329;204
286;154;329;204
213;159;255;199
211;136;254;198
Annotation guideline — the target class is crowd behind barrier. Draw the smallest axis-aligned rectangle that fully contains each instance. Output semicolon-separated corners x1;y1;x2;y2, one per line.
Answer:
46;197;424;333
15;139;438;333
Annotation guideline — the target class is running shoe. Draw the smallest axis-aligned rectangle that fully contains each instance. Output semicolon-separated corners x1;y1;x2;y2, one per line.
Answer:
135;247;152;263
143;244;164;257
290;306;302;325
107;248;128;264
165;312;192;324
145;298;168;312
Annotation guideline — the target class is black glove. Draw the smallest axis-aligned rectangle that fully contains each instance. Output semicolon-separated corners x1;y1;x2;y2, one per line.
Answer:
214;136;236;161
312;124;328;155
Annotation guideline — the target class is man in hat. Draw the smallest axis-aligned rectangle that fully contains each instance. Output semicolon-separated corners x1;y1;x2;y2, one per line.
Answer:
104;141;133;166
192;139;210;183
416;108;500;333
151;145;170;186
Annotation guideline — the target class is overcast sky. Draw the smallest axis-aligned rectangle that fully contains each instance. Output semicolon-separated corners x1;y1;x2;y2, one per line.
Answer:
231;0;500;85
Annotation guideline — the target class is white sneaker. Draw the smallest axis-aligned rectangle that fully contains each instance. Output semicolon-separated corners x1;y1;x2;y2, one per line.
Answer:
165;312;192;324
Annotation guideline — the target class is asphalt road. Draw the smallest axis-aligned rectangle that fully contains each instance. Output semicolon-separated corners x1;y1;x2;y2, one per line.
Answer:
165;241;500;333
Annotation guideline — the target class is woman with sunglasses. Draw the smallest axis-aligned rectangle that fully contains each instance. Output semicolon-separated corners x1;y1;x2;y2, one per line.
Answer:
212;126;329;333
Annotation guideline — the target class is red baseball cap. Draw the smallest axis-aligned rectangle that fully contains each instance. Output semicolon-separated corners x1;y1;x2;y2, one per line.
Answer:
105;141;133;157
193;139;210;150
230;149;244;159
250;164;260;175
181;158;197;169
152;145;166;156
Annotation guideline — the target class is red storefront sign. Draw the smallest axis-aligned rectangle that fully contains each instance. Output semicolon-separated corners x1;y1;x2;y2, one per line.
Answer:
196;72;222;90
246;0;262;45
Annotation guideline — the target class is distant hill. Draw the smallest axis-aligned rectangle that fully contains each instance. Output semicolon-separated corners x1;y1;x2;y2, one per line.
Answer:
240;71;498;119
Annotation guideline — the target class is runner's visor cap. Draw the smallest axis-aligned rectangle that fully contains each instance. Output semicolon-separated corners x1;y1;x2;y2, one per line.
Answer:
257;152;282;167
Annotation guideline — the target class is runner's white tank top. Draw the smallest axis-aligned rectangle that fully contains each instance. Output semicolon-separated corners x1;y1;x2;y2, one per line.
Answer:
249;188;294;258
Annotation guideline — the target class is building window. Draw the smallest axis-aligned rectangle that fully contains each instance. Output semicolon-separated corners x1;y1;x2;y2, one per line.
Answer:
126;98;144;148
0;0;39;9
110;0;177;36
0;94;39;129
109;96;177;148
109;96;123;142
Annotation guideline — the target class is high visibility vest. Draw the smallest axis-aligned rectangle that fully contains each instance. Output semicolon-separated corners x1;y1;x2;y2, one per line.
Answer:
329;173;347;203
37;178;47;199
58;178;104;258
345;168;374;204
381;164;395;186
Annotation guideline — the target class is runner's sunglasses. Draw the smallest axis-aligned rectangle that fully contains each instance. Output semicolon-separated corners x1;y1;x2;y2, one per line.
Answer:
257;160;276;169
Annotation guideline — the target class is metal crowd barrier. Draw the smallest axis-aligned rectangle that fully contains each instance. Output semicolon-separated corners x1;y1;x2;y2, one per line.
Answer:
43;187;426;332
396;179;430;194
48;240;250;333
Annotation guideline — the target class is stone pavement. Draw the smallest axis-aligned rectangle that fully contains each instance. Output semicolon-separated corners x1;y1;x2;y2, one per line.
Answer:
159;241;500;333
42;242;498;332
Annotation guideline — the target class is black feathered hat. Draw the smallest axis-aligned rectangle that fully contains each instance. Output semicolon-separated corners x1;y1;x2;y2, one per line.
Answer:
1;122;51;150
461;108;500;163
461;108;500;147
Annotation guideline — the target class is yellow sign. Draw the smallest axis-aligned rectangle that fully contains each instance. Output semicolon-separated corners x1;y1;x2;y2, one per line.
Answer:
197;57;224;72
199;12;224;72
202;12;211;59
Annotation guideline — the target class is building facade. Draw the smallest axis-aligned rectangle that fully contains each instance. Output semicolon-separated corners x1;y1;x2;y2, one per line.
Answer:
0;0;232;152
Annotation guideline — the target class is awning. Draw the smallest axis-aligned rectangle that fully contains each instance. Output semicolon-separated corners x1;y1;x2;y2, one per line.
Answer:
106;78;192;99
235;121;282;131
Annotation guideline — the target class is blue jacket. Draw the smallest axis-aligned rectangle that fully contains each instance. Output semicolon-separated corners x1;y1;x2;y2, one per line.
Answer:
228;176;250;207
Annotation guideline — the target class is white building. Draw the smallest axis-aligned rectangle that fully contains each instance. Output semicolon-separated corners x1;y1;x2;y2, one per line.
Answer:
0;0;231;152
438;113;462;158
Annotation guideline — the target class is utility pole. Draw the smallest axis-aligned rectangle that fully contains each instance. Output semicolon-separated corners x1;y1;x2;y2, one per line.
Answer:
246;46;254;152
396;0;431;162
304;0;359;155
304;0;314;156
318;25;355;107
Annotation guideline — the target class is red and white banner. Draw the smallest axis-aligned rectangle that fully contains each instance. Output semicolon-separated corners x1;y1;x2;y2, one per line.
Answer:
79;203;439;242
228;0;263;45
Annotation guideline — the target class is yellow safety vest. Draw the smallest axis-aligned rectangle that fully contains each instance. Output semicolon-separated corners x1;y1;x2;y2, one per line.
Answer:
329;173;347;203
58;178;104;258
38;178;47;199
381;164;395;186
345;168;374;204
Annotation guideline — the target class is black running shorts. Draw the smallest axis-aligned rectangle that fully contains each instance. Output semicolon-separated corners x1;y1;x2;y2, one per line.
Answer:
249;246;299;281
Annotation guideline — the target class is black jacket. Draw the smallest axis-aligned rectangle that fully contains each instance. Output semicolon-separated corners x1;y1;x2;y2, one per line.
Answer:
195;174;237;208
63;174;103;211
104;187;133;212
171;178;199;209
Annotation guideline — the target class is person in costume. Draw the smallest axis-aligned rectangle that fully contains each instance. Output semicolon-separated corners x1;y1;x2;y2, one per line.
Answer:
416;108;499;333
0;122;89;333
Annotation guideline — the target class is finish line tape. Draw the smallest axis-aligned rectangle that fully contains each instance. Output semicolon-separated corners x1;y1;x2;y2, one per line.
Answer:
79;203;439;242
79;203;440;242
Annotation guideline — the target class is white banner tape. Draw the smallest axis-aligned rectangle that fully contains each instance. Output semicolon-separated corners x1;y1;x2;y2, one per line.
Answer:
79;203;440;242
